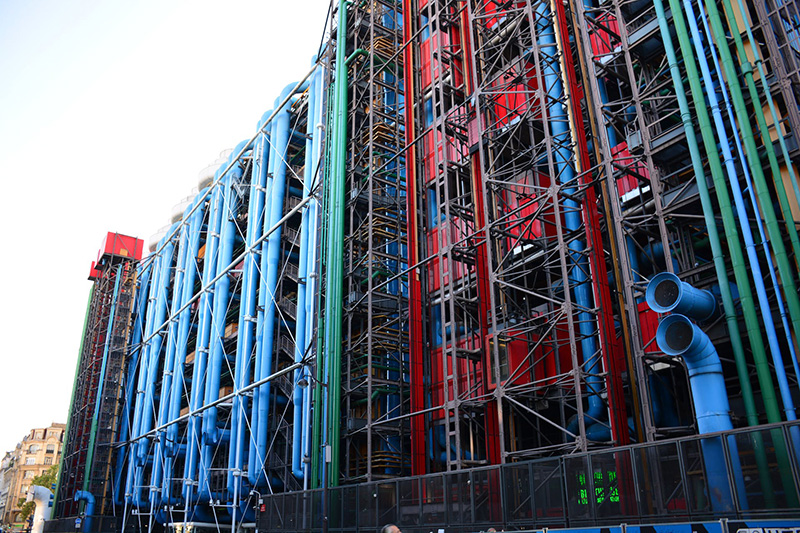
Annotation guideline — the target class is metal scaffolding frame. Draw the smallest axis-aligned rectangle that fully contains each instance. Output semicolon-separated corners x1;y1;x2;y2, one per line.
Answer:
341;0;411;483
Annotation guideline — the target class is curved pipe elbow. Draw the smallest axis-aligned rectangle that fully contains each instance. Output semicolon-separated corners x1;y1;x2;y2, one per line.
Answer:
656;314;733;433
647;272;717;322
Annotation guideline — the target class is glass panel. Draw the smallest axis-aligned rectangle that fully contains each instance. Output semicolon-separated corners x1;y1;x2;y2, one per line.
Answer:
311;490;323;531
359;483;377;529
377;481;398;527
328;487;343;530
399;478;421;526
682;436;735;516
591;449;637;520
728;427;800;510
563;455;592;521
532;459;565;524
503;463;533;523
341;486;358;528
421;475;445;525
272;494;285;531
446;471;469;526
472;467;502;524
633;441;687;518
284;492;296;531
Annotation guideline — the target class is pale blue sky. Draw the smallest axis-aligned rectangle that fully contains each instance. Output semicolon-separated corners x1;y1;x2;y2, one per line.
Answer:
0;0;331;454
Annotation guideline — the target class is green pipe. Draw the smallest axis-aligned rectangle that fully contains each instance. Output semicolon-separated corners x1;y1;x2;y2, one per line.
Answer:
53;286;95;513
324;0;351;489
704;0;800;505
312;78;338;490
719;0;800;330
666;0;782;428
703;0;800;355
652;0;775;506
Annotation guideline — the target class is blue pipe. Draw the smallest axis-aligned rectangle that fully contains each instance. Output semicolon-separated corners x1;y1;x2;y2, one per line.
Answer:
248;113;280;486
646;272;717;321
199;143;247;498
682;0;793;422
184;172;226;506
693;0;799;422
164;189;207;467
292;61;319;481
656;314;737;511
303;64;324;487
251;80;309;488
228;114;272;509
149;201;195;508
124;256;160;506
159;194;208;507
113;263;151;506
535;3;604;438
128;229;177;507
73;491;95;533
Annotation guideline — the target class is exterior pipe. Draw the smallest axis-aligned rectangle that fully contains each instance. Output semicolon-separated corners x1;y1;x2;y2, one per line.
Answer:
535;2;604;439
293;60;319;481
250;80;309;489
199;146;246;498
651;0;776;505
249;114;280;486
136;229;178;464
303;63;325;488
184;175;226;506
229;111;272;512
83;263;124;498
162;191;208;508
113;264;151;506
701;0;800;390
725;0;800;234
683;0;794;428
73;490;95;533
664;0;783;441
149;199;195;508
693;0;800;425
324;0;351;487
656;314;737;512
124;255;159;506
27;485;52;533
646;272;716;322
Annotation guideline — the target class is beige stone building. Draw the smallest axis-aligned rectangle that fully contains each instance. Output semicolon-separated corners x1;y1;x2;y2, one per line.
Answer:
0;423;65;529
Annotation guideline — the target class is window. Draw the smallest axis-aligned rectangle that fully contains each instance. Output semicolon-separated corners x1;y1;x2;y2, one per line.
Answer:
45;445;54;454
28;445;39;454
24;471;34;479
44;457;52;465
25;458;35;465
34;431;43;440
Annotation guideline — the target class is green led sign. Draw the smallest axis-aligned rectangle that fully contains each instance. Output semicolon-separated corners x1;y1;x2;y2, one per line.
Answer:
576;470;619;505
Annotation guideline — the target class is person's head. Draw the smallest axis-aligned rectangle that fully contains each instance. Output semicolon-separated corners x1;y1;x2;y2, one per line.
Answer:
380;524;402;533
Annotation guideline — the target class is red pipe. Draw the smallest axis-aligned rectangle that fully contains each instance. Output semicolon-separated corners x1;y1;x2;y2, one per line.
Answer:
403;0;426;476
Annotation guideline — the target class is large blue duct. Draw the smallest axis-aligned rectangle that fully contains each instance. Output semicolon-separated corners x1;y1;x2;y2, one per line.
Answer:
646;272;716;322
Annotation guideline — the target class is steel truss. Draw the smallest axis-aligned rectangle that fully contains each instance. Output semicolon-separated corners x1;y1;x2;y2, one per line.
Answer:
341;0;411;483
57;257;137;518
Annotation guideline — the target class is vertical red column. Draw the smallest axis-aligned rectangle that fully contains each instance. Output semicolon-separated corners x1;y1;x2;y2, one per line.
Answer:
553;0;628;446
403;0;427;476
461;4;500;465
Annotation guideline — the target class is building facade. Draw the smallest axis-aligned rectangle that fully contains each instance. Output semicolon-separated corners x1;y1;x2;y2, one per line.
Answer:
1;424;65;528
51;0;800;531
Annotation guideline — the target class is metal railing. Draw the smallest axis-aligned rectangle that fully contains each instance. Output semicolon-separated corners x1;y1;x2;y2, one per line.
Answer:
256;421;800;532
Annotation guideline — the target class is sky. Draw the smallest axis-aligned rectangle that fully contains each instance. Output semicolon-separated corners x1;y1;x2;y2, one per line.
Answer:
0;0;331;455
